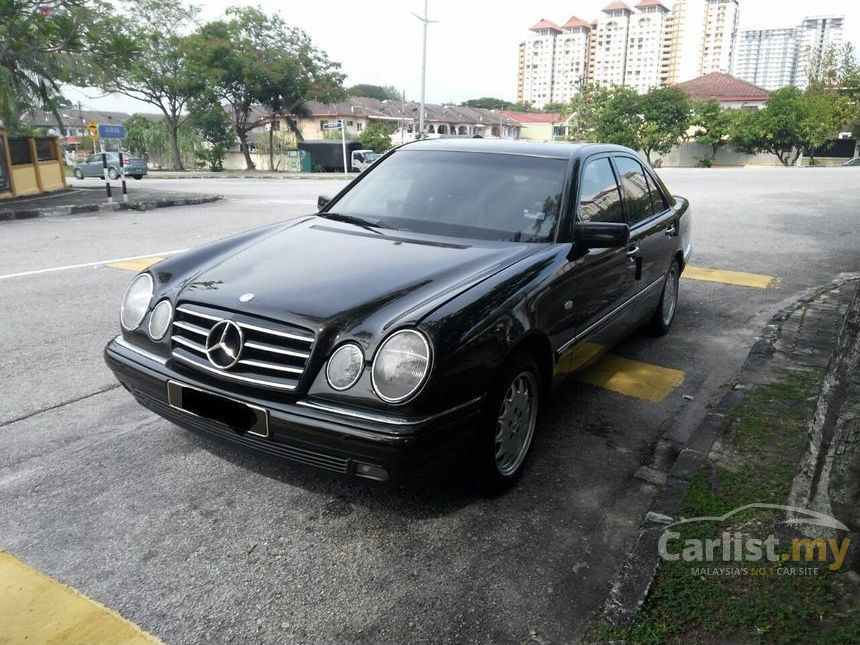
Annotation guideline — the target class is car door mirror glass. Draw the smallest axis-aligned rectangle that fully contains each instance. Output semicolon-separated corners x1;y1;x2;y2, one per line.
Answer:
317;195;331;211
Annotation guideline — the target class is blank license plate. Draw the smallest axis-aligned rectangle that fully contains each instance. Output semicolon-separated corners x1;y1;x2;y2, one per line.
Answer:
167;381;269;438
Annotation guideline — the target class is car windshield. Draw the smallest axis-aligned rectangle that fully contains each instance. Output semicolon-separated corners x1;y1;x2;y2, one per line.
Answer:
329;150;566;242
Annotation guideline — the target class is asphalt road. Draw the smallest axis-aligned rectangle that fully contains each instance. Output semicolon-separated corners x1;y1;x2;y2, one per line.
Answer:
2;168;859;644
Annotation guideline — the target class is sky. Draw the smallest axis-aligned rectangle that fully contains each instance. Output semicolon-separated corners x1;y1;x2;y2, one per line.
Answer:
64;0;860;114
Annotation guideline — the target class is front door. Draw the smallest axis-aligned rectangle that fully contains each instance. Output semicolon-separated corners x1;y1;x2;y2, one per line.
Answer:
555;154;636;374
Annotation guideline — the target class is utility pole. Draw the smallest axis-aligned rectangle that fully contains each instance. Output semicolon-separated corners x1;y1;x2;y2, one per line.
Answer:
412;0;438;139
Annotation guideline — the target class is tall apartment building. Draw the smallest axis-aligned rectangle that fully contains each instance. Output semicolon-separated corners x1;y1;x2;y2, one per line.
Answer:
795;15;845;88
552;17;593;103
624;1;672;94
701;0;741;74
518;1;720;104
732;15;844;91
664;0;707;85
517;20;561;107
732;28;798;90
592;2;633;88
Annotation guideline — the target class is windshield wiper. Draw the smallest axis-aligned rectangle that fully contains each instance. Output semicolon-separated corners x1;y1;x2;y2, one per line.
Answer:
318;212;393;233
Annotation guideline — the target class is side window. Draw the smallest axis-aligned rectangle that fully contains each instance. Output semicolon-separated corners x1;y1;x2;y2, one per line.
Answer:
578;158;624;224
614;156;654;225
644;170;669;213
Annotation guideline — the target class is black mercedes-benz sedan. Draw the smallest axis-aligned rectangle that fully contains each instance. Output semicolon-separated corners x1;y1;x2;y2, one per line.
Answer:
104;139;691;492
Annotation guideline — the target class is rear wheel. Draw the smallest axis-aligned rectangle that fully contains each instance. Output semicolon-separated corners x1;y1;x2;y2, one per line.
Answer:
648;259;680;335
473;353;541;494
73;168;84;180
108;167;119;180
132;175;143;180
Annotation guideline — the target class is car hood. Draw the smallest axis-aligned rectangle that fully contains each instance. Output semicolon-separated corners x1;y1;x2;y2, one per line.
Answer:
176;217;538;334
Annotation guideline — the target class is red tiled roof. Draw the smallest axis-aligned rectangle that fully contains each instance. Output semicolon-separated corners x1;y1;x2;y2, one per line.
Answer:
603;1;633;12
563;15;592;29
675;72;770;102
500;111;561;124
636;0;668;7
529;19;562;32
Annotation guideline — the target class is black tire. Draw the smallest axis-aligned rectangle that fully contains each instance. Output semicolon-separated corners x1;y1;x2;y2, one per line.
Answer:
73;168;84;179
132;175;143;180
648;258;681;336
472;352;542;495
108;167;119;180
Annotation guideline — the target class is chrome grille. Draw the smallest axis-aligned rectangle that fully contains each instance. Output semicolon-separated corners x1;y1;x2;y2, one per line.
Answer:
170;304;315;391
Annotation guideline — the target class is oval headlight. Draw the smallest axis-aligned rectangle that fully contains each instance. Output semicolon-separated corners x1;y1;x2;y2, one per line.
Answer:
326;343;365;391
120;273;153;331
371;330;431;403
148;299;173;341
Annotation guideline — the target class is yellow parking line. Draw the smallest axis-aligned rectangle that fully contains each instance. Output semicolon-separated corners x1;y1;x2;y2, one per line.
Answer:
106;257;164;272
0;550;160;644
579;354;685;403
683;265;774;289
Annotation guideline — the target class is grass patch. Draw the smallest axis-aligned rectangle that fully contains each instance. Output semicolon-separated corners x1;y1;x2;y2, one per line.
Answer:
589;368;860;644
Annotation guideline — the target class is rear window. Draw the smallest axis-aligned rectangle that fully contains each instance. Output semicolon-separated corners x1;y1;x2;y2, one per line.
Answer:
330;150;567;242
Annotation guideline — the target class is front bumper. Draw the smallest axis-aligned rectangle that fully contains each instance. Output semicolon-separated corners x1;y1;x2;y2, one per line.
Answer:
104;337;482;482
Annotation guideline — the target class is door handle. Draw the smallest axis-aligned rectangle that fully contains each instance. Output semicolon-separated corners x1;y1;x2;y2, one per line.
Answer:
626;245;640;259
665;223;677;237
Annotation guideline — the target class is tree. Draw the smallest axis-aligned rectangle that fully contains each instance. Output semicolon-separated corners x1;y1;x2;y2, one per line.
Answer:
189;102;234;171
188;7;344;170
593;86;641;150
637;87;691;164
0;0;129;131
565;84;606;142
691;100;735;163
805;42;859;139
540;101;567;114
97;0;201;170
357;120;393;153
347;84;399;100
123;114;202;169
462;97;513;110
732;86;846;166
732;89;802;166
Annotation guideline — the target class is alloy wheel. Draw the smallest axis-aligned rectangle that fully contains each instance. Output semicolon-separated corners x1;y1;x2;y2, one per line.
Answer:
494;371;538;477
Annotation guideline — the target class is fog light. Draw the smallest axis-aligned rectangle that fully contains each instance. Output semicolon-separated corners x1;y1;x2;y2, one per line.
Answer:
354;462;389;481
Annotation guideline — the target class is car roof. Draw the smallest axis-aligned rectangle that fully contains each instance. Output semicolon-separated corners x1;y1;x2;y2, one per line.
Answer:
399;137;635;160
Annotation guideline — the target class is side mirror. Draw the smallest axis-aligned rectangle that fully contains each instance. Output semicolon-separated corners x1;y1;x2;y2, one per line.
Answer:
575;221;630;249
317;195;331;211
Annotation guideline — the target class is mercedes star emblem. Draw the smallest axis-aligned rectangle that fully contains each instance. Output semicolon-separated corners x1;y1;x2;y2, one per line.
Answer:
205;320;244;369
239;292;255;303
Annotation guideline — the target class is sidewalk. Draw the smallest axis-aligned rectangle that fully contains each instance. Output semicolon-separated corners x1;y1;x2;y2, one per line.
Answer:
0;186;221;221
597;274;860;642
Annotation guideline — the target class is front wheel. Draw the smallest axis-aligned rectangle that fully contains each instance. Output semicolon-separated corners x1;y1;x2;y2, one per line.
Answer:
73;168;84;180
132;175;143;180
473;353;541;494
108;167;119;180
648;259;680;336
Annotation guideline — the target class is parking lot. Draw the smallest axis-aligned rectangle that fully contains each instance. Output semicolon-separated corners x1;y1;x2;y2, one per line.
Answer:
2;168;859;643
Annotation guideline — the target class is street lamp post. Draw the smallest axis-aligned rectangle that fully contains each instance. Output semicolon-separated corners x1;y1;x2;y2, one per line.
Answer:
412;0;437;138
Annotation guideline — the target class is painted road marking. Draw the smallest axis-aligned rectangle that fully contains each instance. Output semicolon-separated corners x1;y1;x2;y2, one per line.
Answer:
0;249;186;281
107;256;164;272
579;354;685;403
0;550;160;644
683;266;774;289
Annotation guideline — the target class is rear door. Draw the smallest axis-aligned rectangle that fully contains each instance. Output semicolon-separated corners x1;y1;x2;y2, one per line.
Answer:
613;154;675;292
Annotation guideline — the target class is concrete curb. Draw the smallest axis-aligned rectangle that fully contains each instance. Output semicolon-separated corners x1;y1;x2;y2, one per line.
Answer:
0;194;222;222
601;273;860;628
